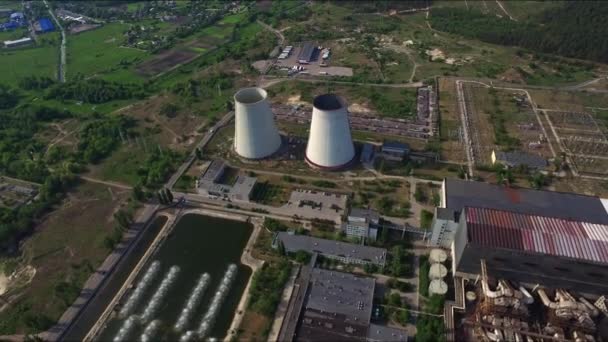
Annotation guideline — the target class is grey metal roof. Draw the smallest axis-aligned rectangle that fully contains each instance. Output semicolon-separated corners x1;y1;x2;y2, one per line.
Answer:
367;324;408;342
200;159;225;183
495;150;547;169
444;179;608;224
349;207;380;223
382;141;410;152
298;41;316;62
277;232;387;265
436;207;455;220
230;176;256;201
307;268;375;325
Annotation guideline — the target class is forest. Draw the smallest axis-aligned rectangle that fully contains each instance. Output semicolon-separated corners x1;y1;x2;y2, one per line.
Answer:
430;1;608;63
45;79;146;104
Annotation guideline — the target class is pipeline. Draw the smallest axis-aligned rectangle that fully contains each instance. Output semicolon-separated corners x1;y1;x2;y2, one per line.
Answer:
174;273;211;332
140;265;181;323
119;261;161;318
140;320;162;342
196;264;238;339
113;315;138;342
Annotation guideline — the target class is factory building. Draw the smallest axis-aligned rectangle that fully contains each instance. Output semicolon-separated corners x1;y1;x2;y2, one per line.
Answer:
233;87;281;159
343;207;380;241
196;160;256;202
275;232;387;266
430;178;608;247
452;206;608;294
3;37;32;48
380;141;410;162
305;94;355;170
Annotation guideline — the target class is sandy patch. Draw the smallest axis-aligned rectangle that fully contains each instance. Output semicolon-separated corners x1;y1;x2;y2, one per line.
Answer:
349;103;372;114
0;271;7;295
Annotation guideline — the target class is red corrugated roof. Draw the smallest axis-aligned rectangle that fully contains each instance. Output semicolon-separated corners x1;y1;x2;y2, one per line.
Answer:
465;207;608;264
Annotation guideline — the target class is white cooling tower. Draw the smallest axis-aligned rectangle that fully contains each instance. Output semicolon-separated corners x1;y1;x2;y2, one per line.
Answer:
305;94;355;170
234;87;281;159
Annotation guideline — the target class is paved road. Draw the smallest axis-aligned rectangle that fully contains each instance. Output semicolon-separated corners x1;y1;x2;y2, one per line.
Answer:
258;76;423;89
80;176;133;190
43;0;66;82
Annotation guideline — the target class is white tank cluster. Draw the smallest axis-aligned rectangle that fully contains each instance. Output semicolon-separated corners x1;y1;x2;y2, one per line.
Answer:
174;273;211;332
234;87;282;159
305;94;355;170
140;319;162;342
140;265;181;323
119;260;161;318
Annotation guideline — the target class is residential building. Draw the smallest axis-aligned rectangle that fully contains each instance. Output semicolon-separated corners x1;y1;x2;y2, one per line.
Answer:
491;149;547;170
380;141;410;162
452;206;608;294
430;178;608;247
275;232;387;266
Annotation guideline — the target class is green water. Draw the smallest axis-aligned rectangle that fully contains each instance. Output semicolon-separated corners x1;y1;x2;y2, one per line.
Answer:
97;214;253;341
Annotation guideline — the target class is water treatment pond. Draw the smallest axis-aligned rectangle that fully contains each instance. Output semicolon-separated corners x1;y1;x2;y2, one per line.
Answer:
97;213;253;341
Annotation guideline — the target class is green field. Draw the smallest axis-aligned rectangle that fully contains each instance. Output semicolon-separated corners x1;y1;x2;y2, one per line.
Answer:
66;23;148;81
0;39;59;85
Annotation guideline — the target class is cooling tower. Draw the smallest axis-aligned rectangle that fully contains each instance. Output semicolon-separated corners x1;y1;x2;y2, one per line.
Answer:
305;94;355;170
234;87;281;159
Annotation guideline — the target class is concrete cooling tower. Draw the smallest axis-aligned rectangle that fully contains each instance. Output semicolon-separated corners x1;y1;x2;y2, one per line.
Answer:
305;94;355;170
234;87;281;159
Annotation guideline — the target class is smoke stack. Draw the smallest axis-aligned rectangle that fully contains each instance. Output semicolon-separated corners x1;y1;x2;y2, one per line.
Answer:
234;87;281;159
305;94;355;170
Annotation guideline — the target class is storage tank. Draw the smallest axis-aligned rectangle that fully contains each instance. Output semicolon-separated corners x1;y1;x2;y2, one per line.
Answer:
234;87;281;159
305;94;355;170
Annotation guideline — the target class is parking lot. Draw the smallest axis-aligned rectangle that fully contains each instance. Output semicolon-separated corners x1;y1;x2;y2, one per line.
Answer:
275;44;353;77
281;189;348;223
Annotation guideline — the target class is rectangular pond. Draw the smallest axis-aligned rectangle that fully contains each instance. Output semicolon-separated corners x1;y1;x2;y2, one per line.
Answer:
97;213;253;341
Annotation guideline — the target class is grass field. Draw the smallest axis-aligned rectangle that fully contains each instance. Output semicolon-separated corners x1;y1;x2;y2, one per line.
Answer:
0;182;129;334
0;38;59;85
66;23;148;81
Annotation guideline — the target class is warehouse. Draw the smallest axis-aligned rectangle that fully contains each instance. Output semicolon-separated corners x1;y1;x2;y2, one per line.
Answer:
452;206;608;294
297;41;316;64
430;178;608;247
35;18;55;33
3;37;32;48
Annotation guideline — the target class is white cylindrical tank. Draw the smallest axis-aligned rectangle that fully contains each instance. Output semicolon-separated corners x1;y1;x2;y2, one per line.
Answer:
234;87;281;159
305;94;355;170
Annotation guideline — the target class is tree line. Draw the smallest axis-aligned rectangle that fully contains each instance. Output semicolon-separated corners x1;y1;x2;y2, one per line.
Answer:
430;2;608;63
45;79;146;104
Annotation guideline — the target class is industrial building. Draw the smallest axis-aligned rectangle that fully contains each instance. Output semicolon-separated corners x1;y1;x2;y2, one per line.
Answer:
380;141;410;162
448;258;608;342
275;232;387;266
3;37;32;48
233;87;282;159
430;178;608;247
297;41;316;64
343;207;380;241
360;143;375;166
196;160;256;202
491;149;547;170
305;94;355;170
35;18;55;33
452;206;608;294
